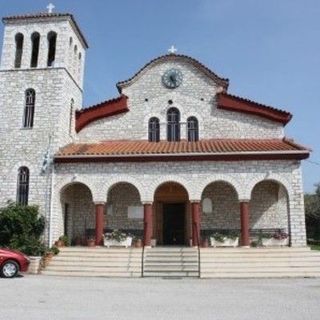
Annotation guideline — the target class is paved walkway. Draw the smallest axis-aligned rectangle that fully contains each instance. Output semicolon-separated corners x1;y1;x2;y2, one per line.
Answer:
1;275;320;320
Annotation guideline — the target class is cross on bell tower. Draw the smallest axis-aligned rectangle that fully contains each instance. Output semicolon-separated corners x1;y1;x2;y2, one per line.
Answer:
47;3;55;14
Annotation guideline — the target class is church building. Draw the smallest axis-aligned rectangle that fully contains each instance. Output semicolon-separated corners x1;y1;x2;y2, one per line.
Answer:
0;9;310;253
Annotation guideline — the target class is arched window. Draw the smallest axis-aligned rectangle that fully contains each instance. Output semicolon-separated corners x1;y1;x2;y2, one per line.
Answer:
187;116;199;141
69;98;74;135
69;37;73;46
74;45;78;55
167;107;180;141
30;32;40;68
14;33;24;68
47;31;57;67
23;89;36;128
148;117;160;142
17;167;29;206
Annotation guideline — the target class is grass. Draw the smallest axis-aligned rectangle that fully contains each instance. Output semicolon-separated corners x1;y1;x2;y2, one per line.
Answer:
310;244;320;251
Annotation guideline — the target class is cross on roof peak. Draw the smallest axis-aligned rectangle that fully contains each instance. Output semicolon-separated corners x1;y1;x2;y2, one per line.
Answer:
168;45;178;54
47;3;55;14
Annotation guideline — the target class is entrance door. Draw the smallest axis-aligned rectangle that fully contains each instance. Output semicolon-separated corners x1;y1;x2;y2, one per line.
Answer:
163;203;185;245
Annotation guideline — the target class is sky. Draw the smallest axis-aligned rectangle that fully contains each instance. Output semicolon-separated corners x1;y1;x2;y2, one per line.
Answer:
0;0;319;193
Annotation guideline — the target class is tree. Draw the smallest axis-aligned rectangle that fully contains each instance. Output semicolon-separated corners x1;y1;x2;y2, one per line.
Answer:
305;184;320;240
0;202;46;256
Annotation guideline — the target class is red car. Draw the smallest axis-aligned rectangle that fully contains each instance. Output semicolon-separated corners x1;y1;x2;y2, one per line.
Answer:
0;249;30;278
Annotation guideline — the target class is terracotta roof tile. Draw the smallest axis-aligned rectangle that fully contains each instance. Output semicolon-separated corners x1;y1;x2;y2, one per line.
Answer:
56;138;309;159
217;92;292;125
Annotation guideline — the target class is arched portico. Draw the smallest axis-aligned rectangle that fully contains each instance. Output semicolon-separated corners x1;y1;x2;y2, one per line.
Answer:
153;182;191;246
60;182;94;244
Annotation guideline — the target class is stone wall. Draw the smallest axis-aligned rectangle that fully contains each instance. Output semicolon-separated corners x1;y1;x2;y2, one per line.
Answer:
250;181;289;232
201;182;239;230
77;58;284;142
107;183;143;230
60;183;94;241
52;159;306;246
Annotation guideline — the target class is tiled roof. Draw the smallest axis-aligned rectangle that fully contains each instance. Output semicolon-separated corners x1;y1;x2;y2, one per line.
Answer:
2;12;88;48
55;138;309;160
116;54;229;93
217;92;292;125
75;95;129;132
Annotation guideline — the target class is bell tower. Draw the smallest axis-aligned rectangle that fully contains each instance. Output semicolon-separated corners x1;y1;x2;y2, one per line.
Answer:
0;7;88;243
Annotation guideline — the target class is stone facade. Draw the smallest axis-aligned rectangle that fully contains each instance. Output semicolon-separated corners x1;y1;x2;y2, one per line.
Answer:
0;12;308;248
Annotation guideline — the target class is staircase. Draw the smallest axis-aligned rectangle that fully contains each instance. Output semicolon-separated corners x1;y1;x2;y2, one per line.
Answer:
200;247;320;278
42;247;143;277
143;247;199;278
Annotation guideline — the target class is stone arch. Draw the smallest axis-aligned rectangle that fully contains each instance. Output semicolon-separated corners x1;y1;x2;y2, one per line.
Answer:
195;175;241;200
103;176;144;201
59;181;94;243
246;174;292;201
56;176;98;201
147;176;192;202
249;179;290;242
106;181;143;232
200;180;240;232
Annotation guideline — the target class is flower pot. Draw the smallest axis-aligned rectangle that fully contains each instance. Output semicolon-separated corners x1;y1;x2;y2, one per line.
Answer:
55;240;64;248
28;256;42;274
262;238;288;247
135;239;142;248
202;239;209;248
210;237;239;247
151;239;157;247
87;239;96;247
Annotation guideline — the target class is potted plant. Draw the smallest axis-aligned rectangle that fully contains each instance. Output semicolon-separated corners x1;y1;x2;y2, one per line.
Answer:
43;246;59;267
103;229;132;248
134;238;142;248
55;235;69;247
262;230;289;246
202;237;209;248
87;236;96;247
210;231;239;247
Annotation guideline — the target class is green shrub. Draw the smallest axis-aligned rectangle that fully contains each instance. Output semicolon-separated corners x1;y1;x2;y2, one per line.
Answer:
0;202;46;256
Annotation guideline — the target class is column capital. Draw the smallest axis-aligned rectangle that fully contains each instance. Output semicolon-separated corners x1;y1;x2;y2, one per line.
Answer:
190;200;201;204
142;201;153;205
94;201;106;206
239;199;250;203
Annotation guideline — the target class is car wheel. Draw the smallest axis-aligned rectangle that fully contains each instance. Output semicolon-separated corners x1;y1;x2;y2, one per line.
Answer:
1;260;19;278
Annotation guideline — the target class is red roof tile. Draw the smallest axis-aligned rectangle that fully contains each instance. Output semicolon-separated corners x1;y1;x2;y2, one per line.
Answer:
217;93;292;125
75;95;129;132
55;138;309;162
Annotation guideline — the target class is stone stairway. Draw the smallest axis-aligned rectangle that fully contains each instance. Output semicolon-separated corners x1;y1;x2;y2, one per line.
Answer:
200;247;320;278
42;247;143;277
143;247;200;278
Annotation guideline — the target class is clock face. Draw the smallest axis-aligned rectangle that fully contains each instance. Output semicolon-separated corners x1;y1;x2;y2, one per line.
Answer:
162;69;183;89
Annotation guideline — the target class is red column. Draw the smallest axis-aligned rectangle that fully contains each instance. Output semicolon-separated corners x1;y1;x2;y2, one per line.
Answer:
143;203;153;247
240;201;250;247
95;203;105;245
191;201;201;247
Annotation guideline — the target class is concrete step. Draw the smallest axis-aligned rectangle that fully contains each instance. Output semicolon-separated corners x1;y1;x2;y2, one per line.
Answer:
42;270;141;278
201;272;320;278
45;265;141;272
201;261;320;267
200;247;312;253
49;261;142;267
54;257;142;262
143;271;199;277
